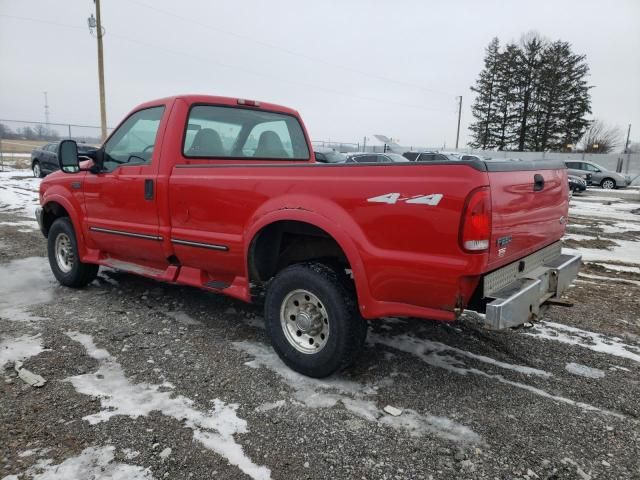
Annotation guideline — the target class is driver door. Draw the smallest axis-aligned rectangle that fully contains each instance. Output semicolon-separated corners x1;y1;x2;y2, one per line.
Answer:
83;106;167;269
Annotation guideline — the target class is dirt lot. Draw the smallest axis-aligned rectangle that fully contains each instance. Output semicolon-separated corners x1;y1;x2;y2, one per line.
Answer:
1;169;639;480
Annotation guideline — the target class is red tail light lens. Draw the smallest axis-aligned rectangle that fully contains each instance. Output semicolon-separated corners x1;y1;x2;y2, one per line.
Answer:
460;187;491;252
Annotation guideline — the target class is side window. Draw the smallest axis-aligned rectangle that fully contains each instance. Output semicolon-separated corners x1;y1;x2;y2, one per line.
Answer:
418;154;435;161
403;152;418;161
584;163;599;172
183;105;309;160
103;106;164;172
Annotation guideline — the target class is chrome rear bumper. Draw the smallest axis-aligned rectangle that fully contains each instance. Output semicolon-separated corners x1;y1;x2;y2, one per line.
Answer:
484;250;582;329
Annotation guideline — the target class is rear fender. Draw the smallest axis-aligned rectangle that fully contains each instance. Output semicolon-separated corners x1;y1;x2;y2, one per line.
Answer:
245;195;373;315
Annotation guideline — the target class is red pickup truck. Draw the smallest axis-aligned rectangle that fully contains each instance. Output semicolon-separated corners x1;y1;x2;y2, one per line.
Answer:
36;94;581;377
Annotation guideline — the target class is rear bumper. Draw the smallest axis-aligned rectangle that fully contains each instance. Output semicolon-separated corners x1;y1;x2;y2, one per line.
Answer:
482;244;581;329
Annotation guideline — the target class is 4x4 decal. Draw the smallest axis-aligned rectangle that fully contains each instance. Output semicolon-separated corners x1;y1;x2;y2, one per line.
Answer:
367;193;443;205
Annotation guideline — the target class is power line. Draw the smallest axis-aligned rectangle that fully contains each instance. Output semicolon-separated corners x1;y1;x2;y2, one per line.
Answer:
0;13;454;115
127;0;456;98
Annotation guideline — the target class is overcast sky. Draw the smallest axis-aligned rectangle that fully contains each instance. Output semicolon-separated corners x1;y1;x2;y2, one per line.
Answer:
1;0;639;147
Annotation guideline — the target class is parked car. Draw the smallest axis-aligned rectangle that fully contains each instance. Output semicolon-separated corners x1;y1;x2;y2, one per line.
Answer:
37;94;580;378
403;151;454;161
564;160;631;189
314;148;346;163
568;174;587;193
31;142;96;178
345;152;409;163
438;152;491;161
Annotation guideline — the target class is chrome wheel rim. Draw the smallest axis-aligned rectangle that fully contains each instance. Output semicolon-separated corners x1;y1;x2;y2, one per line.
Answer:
55;233;74;273
602;180;614;189
280;289;329;354
33;164;40;177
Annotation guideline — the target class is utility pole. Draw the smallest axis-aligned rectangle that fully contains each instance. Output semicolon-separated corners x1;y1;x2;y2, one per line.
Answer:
455;96;462;149
624;123;631;153
43;91;50;126
89;0;107;142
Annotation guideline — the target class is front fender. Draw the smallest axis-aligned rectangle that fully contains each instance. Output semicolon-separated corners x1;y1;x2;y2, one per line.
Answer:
41;188;88;258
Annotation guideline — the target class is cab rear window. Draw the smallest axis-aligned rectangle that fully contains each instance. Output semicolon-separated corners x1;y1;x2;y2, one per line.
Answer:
183;105;310;160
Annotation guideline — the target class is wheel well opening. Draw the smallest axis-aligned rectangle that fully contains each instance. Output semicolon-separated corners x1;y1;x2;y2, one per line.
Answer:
42;202;70;237
248;220;350;292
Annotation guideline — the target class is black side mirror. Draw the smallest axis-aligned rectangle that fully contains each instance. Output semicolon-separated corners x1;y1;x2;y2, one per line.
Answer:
58;140;79;173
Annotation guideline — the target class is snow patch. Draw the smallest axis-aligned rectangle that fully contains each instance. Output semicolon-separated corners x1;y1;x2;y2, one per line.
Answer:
371;331;627;420
158;447;172;460
564;241;640;265
369;332;551;377
0;257;56;321
164;310;202;326
5;445;154;480
0;171;41;220
255;400;286;412
0;334;44;367
527;321;640;364
64;332;271;480
565;362;605;379
234;340;481;444
586;262;640;274
578;272;640;286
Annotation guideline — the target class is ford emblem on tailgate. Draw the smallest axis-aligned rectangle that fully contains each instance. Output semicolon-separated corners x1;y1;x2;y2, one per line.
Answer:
497;236;512;257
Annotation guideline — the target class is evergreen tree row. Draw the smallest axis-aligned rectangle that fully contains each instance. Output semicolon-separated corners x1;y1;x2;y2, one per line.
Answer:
468;34;591;151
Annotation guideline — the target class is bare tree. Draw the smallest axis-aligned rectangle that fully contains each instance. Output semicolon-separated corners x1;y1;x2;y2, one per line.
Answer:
578;119;623;153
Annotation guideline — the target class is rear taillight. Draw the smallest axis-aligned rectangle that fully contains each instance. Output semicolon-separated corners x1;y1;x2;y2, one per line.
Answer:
460;187;491;252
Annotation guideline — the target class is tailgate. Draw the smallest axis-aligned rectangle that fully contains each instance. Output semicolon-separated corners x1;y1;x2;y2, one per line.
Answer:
485;160;568;269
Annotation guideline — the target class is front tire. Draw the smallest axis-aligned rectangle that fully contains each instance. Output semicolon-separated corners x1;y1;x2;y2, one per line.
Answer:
33;161;44;178
48;217;99;287
264;262;367;378
601;178;616;189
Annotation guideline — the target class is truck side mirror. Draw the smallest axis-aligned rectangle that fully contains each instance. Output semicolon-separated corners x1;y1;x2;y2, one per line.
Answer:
58;140;80;173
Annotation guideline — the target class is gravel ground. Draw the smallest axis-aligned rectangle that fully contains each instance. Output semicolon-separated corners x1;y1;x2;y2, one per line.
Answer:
1;170;639;480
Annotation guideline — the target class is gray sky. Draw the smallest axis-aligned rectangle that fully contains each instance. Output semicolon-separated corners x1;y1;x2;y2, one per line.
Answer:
1;0;639;147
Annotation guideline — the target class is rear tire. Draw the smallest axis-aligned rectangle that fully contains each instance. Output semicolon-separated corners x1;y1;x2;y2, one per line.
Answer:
264;262;367;378
33;161;44;178
48;217;99;287
601;178;616;189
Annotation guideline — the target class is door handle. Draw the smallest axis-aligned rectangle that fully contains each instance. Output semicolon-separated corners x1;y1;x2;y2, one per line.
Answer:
144;179;154;200
533;174;544;191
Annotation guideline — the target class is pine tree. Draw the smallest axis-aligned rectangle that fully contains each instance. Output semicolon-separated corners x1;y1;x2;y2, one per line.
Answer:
513;33;545;151
493;44;520;150
468;38;501;149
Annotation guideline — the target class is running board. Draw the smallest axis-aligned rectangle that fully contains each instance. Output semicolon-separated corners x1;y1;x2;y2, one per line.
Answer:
205;280;230;289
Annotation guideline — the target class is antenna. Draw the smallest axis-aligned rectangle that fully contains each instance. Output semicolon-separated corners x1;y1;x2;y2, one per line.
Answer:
43;91;50;126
